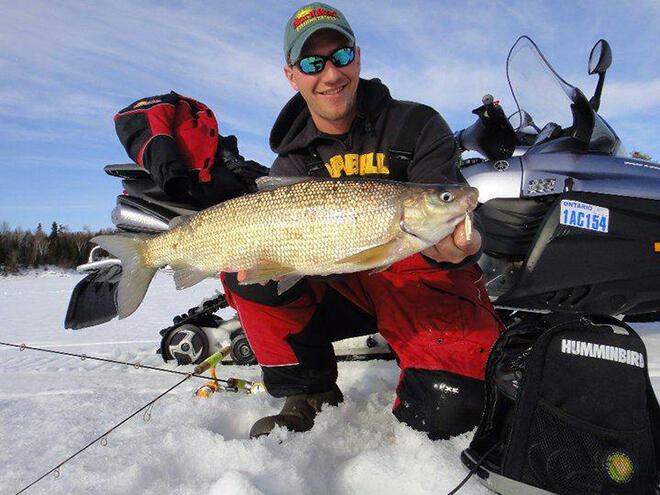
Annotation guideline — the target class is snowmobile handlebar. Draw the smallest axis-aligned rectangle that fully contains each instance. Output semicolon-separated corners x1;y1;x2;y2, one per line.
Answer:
455;94;517;161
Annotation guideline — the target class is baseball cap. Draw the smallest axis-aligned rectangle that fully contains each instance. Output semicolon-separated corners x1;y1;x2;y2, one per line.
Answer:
284;3;355;62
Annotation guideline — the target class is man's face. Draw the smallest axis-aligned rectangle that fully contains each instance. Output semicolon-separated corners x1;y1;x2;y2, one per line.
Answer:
284;29;361;133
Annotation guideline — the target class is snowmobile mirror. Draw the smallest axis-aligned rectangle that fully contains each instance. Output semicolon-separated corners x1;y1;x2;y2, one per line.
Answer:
588;39;612;75
588;39;612;112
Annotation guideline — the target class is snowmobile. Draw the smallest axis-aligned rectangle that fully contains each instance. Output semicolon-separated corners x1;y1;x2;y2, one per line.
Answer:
457;36;660;322
66;34;660;366
64;164;391;366
454;36;660;494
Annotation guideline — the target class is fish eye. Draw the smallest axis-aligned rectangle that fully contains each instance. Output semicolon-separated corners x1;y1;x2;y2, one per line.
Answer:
440;191;454;202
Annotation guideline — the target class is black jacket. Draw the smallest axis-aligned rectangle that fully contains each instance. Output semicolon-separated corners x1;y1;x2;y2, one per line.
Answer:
269;78;463;184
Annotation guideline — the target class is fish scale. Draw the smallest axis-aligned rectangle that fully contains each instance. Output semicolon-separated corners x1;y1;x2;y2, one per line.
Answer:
146;179;404;273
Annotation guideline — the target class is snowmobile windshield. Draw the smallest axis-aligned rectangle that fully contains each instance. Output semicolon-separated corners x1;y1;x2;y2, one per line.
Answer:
506;35;621;154
506;36;577;132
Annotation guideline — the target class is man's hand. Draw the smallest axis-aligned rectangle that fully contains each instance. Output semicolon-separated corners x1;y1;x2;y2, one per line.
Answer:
421;214;481;264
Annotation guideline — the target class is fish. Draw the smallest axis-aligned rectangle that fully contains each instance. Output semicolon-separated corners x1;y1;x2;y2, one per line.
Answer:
92;177;478;319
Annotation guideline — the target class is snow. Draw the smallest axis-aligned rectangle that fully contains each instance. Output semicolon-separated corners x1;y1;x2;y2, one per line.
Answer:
1;270;659;495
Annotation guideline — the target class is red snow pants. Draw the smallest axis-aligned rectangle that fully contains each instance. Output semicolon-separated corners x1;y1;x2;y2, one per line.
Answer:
221;254;504;439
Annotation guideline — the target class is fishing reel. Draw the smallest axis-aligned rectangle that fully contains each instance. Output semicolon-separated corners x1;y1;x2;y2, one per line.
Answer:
193;347;266;398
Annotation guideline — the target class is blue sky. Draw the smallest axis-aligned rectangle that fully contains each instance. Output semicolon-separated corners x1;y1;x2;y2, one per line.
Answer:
1;0;659;231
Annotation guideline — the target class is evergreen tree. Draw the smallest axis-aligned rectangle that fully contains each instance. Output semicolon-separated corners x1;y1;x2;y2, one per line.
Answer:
632;151;652;161
3;248;19;274
47;221;60;265
49;221;59;239
0;223;112;273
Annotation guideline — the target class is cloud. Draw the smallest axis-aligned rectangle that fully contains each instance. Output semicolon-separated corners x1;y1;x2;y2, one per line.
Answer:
2;0;657;145
2;0;660;231
598;79;660;116
0;1;293;144
0;204;106;211
610;119;660;159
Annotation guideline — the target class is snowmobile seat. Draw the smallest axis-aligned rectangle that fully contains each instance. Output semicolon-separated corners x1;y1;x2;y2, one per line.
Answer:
120;177;201;213
106;162;202;213
104;163;151;180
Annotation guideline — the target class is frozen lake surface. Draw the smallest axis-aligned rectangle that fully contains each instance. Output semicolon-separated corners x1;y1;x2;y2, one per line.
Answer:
1;270;658;494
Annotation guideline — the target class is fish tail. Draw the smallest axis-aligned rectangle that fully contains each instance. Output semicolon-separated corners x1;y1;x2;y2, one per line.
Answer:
91;234;157;319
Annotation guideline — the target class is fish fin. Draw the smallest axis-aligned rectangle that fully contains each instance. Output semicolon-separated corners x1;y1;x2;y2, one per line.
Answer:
255;176;313;192
368;264;392;275
240;261;296;285
334;239;401;268
277;274;305;295
91;234;157;319
168;215;192;229
171;264;210;290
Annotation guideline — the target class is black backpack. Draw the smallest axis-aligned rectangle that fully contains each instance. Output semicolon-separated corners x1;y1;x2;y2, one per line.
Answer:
462;314;660;495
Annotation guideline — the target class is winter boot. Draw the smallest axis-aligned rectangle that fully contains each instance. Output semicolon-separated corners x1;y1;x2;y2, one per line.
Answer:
249;384;344;438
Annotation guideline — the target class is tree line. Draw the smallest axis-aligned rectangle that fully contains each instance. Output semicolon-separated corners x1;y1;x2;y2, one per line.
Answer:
0;222;113;275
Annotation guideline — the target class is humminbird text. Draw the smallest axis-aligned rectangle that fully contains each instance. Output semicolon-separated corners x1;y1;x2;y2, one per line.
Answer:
561;339;645;368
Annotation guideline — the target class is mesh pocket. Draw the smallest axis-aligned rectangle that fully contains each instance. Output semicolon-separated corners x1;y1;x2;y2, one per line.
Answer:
521;400;655;494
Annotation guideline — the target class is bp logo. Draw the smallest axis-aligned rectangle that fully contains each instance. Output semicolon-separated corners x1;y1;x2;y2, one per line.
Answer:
493;160;509;171
604;451;634;484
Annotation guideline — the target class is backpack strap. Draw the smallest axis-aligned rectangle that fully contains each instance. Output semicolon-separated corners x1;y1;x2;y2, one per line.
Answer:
301;103;437;179
303;145;327;176
388;104;438;181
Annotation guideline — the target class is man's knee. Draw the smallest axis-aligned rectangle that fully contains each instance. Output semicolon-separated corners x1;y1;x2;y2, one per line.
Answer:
392;368;485;440
262;364;338;398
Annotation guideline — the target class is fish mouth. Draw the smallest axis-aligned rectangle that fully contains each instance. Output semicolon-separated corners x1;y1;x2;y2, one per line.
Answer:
400;209;469;245
458;190;478;213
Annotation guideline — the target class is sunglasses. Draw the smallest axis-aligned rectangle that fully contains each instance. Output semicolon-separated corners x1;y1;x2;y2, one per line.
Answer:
291;46;356;75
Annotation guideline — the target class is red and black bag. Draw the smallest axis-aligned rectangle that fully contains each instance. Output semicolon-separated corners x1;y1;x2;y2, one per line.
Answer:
114;91;267;205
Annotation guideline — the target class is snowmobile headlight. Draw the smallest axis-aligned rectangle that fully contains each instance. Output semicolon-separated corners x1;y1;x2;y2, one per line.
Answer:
528;178;556;194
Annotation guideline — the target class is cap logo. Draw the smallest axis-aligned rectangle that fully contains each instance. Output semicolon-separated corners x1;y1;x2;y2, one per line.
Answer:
134;98;161;108
293;7;339;31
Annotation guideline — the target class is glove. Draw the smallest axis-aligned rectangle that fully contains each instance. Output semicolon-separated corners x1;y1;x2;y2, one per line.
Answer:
218;135;243;167
163;174;195;201
217;134;268;193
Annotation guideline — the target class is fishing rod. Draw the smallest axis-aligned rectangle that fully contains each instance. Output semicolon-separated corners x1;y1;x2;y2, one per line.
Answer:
2;341;266;494
0;340;266;395
13;374;191;495
0;341;225;382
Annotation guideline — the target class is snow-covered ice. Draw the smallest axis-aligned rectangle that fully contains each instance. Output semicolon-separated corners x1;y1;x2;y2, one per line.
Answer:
1;270;658;494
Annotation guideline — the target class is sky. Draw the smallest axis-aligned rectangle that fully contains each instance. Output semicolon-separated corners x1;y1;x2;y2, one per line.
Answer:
1;0;659;231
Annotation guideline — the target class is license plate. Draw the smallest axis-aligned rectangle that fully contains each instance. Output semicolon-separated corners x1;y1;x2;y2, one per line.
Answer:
560;200;609;233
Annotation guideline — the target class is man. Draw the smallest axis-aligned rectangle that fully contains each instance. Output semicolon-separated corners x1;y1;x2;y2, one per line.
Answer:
221;2;503;440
